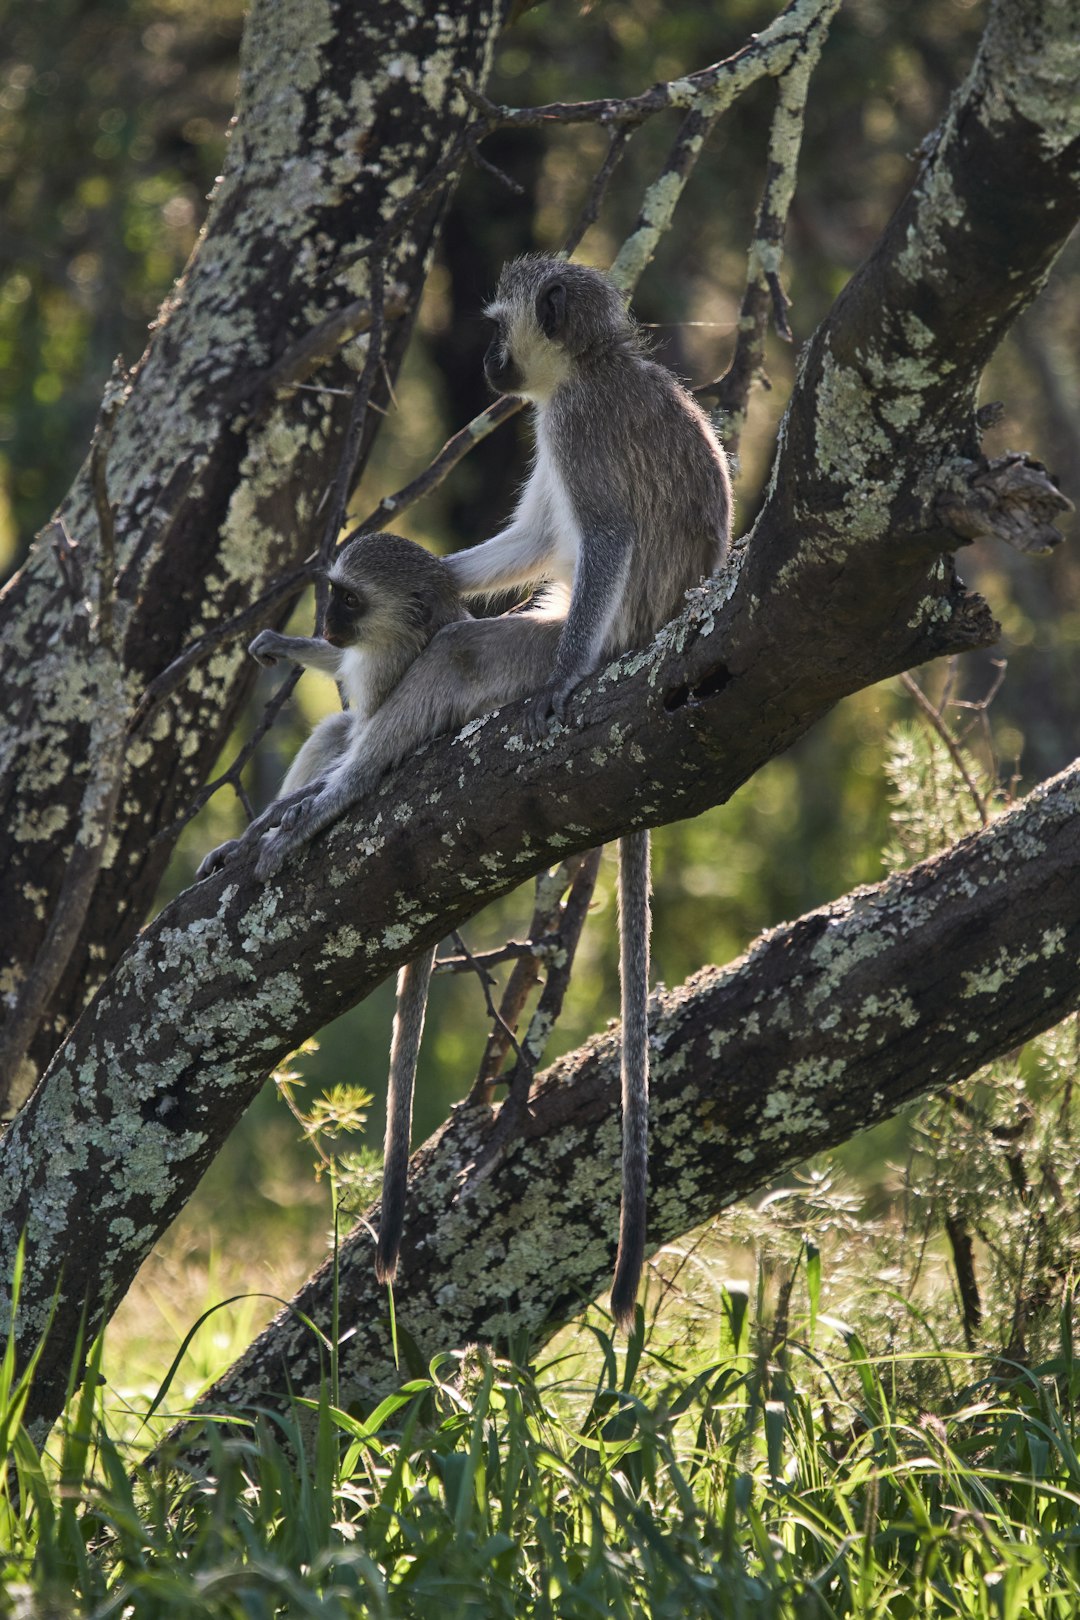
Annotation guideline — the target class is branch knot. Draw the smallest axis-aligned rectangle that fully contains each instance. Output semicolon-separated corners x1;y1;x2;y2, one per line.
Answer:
936;453;1073;558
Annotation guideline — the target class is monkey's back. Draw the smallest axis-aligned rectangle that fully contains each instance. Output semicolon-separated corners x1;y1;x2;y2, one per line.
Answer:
550;352;731;655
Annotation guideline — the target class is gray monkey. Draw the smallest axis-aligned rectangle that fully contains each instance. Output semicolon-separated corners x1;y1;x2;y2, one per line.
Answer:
196;531;469;881
448;256;731;1328
196;531;480;1286
197;530;567;1285
253;257;732;1330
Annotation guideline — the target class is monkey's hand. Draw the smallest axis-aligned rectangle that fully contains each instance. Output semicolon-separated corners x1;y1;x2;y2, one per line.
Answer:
249;629;287;667
196;837;243;881
525;677;577;744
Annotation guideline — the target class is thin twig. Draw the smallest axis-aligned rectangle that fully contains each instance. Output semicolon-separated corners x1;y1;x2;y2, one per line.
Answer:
487;847;603;1137
434;936;561;975
468;143;525;196
563;127;633;256
611;105;720;292
219;288;410;418
354;395;523;533
154;667;302;844
468;861;585;1105
900;670;990;826
90;397;122;653
457;1;830;132
697;10;835;446
450;930;525;1071
317;256;387;571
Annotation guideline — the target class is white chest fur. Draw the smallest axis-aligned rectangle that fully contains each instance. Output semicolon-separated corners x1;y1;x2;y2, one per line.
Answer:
336;645;377;719
532;417;581;585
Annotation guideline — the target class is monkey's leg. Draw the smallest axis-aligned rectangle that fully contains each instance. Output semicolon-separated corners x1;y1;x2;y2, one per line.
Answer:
375;946;436;1283
610;826;651;1332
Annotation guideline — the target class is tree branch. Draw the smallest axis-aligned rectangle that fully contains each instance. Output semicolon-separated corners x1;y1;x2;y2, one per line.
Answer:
189;754;1080;1427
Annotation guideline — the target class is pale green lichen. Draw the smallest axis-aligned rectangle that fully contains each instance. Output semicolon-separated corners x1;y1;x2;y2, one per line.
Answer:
979;2;1080;156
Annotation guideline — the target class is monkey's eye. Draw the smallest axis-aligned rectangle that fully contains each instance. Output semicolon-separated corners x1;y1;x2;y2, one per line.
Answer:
330;580;362;612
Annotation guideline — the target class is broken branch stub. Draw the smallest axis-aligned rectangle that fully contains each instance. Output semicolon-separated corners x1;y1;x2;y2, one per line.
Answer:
937;452;1074;557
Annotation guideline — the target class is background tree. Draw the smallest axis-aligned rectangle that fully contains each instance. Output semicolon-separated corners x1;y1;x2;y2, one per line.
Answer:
0;0;1078;1437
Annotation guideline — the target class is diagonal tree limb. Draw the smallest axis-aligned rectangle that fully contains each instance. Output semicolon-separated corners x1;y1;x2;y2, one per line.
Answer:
186;753;1080;1427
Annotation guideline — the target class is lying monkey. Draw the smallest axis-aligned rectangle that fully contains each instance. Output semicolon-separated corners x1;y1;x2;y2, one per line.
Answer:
198;529;567;1286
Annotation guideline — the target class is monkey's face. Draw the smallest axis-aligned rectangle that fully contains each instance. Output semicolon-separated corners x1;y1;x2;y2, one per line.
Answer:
483;299;574;402
482;311;525;396
324;575;366;647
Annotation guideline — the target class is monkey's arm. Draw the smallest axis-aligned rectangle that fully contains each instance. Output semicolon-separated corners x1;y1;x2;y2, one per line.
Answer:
249;629;344;677
445;473;558;597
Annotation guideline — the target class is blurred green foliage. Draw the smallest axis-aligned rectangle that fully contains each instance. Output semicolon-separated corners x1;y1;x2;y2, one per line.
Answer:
5;1;1080;1270
0;0;242;567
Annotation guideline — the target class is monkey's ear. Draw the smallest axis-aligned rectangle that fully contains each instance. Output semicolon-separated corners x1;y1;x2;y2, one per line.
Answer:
536;279;566;339
408;592;434;628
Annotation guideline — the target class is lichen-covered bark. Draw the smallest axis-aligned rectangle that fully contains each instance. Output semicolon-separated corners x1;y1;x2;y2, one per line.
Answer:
0;0;504;1102
0;549;993;1434
196;758;1080;1422
1;0;1078;1436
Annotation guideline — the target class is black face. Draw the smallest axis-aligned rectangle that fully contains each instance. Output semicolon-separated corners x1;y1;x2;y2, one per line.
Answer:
324;577;365;647
483;326;523;396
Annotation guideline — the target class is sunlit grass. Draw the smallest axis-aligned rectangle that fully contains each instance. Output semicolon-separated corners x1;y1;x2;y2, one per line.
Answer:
4;1237;1080;1619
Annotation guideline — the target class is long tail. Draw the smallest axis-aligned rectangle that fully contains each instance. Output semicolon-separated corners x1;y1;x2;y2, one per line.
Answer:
610;827;651;1332
375;945;436;1283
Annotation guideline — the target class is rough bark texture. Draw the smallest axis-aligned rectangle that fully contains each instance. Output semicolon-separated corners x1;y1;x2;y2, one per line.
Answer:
0;0;505;1102
1;0;1079;1436
195;758;1080;1422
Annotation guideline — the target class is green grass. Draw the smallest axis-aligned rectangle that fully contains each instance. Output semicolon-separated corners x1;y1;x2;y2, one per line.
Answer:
4;1250;1080;1619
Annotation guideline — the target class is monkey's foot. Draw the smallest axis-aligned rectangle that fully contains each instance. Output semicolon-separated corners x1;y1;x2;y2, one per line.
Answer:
254;829;292;881
196;838;242;881
524;679;573;745
253;794;321;879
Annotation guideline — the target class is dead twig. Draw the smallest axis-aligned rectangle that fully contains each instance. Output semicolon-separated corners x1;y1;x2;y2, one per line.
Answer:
900;670;990;827
450;930;526;1073
480;848;603;1145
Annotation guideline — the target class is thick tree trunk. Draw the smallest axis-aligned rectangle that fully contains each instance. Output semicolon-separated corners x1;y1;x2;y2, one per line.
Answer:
1;0;1078;1437
0;0;505;1104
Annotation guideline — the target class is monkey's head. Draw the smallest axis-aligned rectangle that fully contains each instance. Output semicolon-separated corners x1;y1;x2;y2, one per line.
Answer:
483;255;639;401
324;532;466;653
